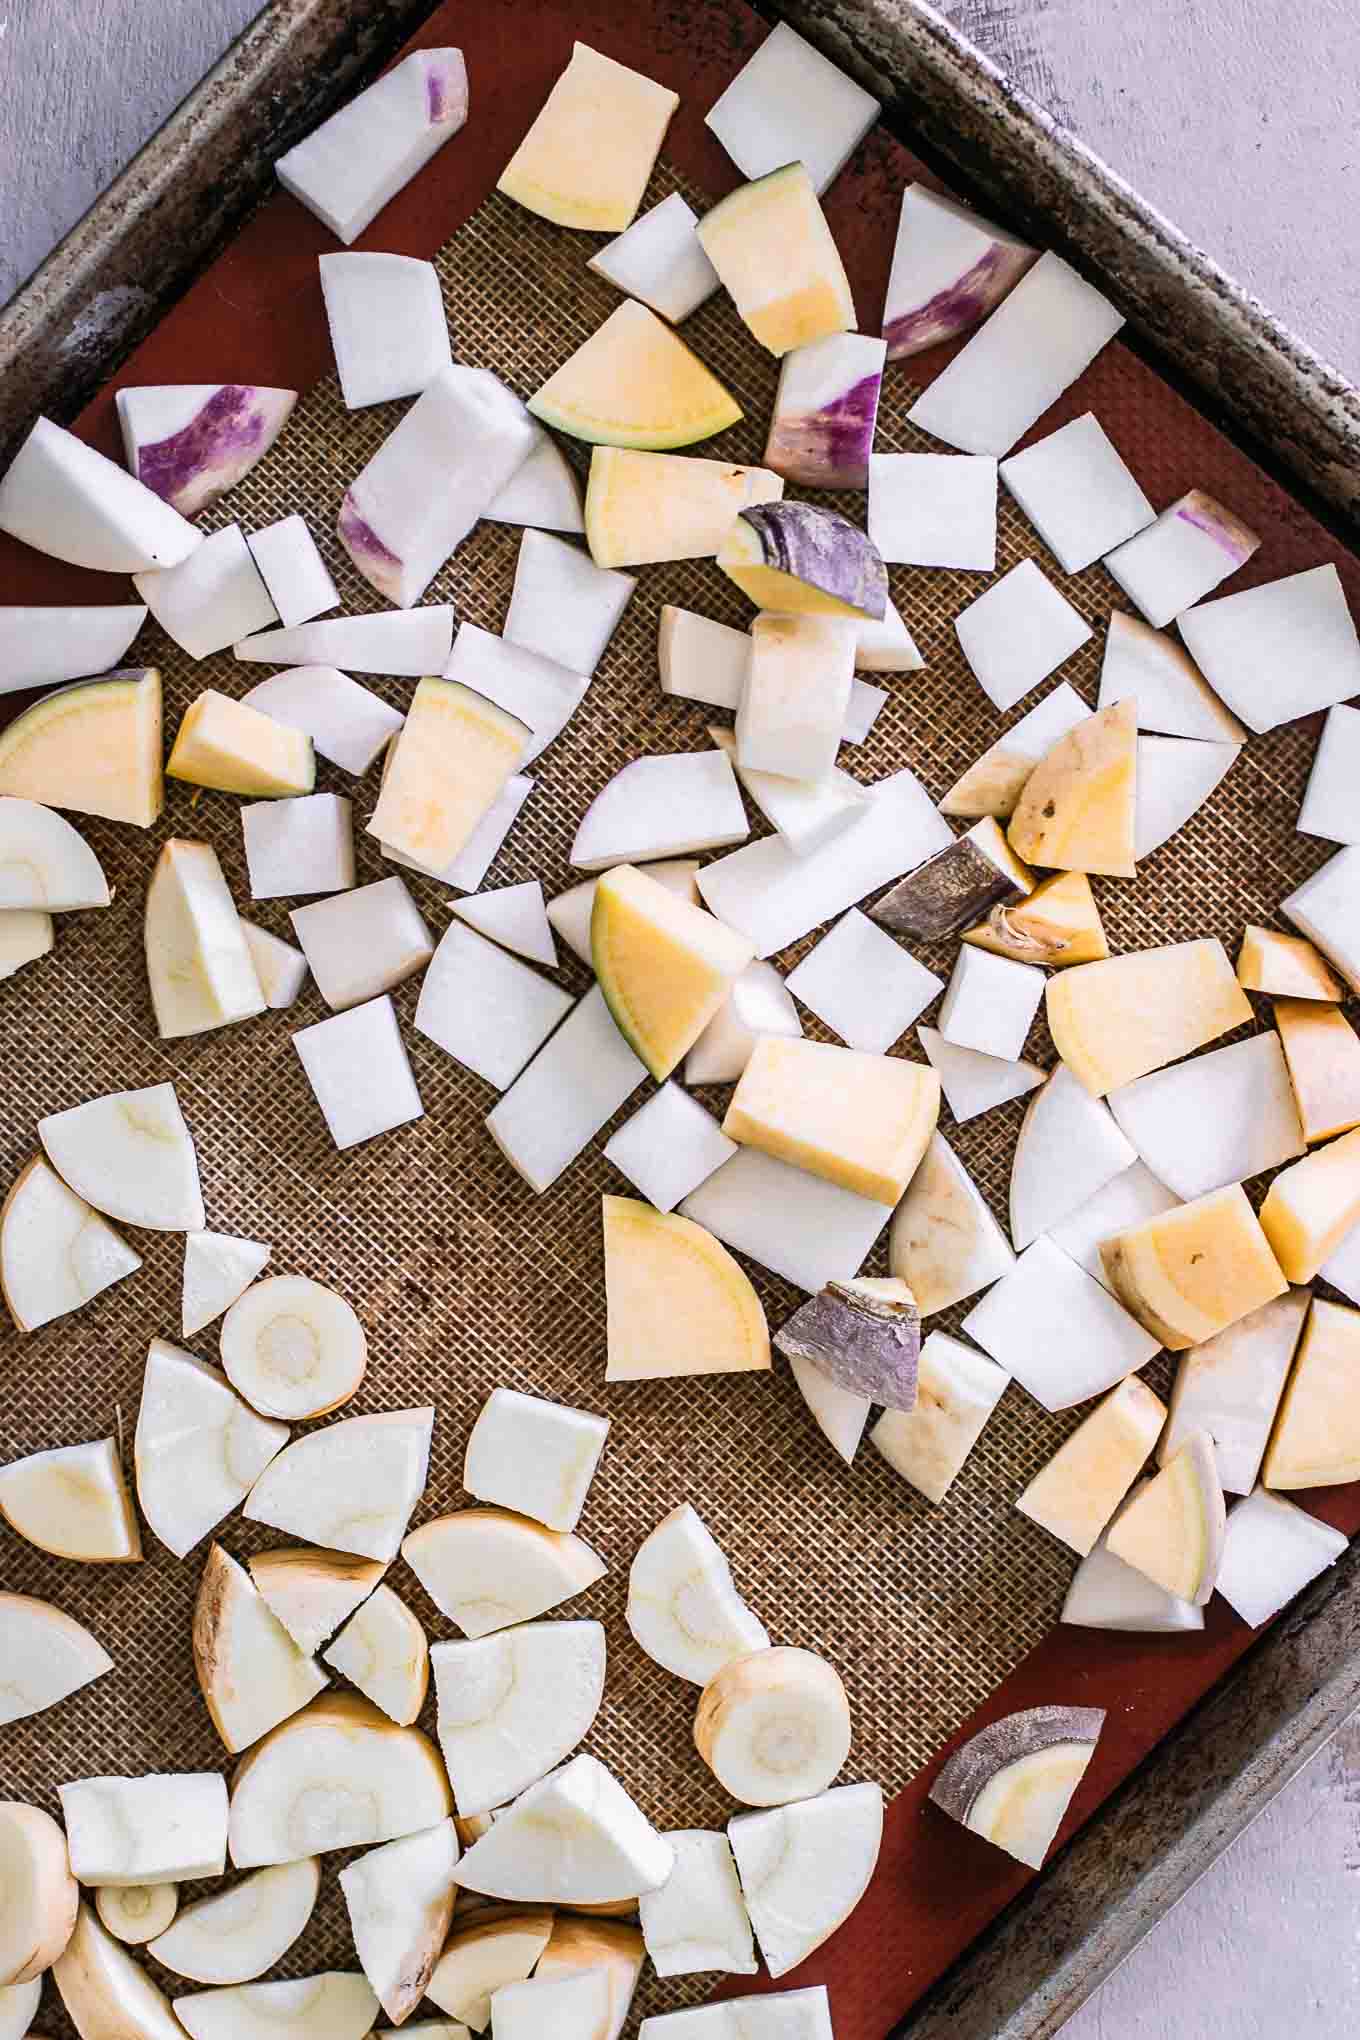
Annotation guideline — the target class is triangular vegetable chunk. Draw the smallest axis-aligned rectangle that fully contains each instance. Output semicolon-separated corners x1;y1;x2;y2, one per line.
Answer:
1008;700;1137;877
929;1706;1104;1868
136;1340;288;1560
0;669;163;827
183;1231;272;1337
1261;1297;1360;1489
1104;1430;1225;1601
340;1819;459;2025
604;1195;770;1381
918;1024;1043;1124
454;1754;673;1903
592;862;754;1079
432;1621;606;1813
728;1783;882;1978
403;1508;605;1639
1;1155;141;1333
1098;609;1247;739
1061;1483;1205;1633
1008;1064;1135;1248
0;1435;141;1562
248;1547;386;1657
498;42;678;232
0;1591;114;1725
453;881;556;966
1135;734;1239;858
1046;938;1251;1096
193;1545;328;1755
962;869;1109;968
0;797;108;910
39;1082;203;1232
530;301;741;450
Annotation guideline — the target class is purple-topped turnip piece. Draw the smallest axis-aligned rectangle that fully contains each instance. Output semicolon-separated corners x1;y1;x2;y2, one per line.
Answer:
134;524;276;661
117;385;297;517
234;607;453;674
1179;564;1360;734
587;193;720;325
869;452;997;571
929;1704;1105;1868
883;185;1036;360
1104;488;1261;629
704;21;879;196
319;252;452;409
0;605;146;695
485;426;584;535
774;1276;921;1411
276;47;469;246
245;515;339;630
1000;413;1154;574
338;364;535;607
718;502;888;621
764;332;886;490
0;415;200;573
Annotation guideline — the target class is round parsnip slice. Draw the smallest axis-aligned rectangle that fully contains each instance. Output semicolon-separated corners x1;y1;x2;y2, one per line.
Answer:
627;1506;769;1686
402;1508;607;1638
193;1544;329;1753
339;1817;459;2024
322;1583;428;1726
221;1276;367;1421
431;1620;607;1813
929;1705;1105;1869
172;1972;379;2040
227;1693;451;1868
53;1902;187;2040
136;1340;289;1561
455;1755;672;1904
427;1908;555;2031
0;1978;40;2040
247;1547;385;1657
242;1407;434;1562
148;1860;320;1985
0;1591;114;1725
1;1154;142;1334
0;1435;141;1563
694;1649;850;1807
38;1083;203;1232
728;1782;883;1978
0;1802;79;1984
96;1883;179;1945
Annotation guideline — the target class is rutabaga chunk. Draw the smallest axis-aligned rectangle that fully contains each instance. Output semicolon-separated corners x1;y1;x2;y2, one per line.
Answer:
775;1276;919;1410
485;424;584;534
1102;1186;1289;1349
242;923;309;1010
587;449;783;570
319;252;452;409
452;880;556;966
370;678;529;872
1238;925;1343;1003
1000;413;1153;573
135;1341;287;1559
193;1545;329;1754
937;945;1044;1063
1047;1162;1180;1291
416;921;572;1091
0;665;162;828
1263;1297;1360;1486
705;22;878;193
444;622;588;763
940;681;1089;820
963;1237;1160;1411
916;1026;1044;1125
604;1085;736;1212
235;607;455;674
954;559;1092;713
145;841;267;1038
728;1782;882;1977
724;1036;940;1205
1046;938;1251;1097
709;726;869;859
736;612;855;782
1180;563;1360;733
0;1156;141;1335
870;1331;1007;1503
764;332;886;490
324;1585;428;1727
890;1132;1015;1316
485;983;645;1190
61;1774;228;1886
242;792;353;900
697;165;854;359
290;876;431;1011
1107;1033;1305;1199
135;524;275;659
1260;1127;1360;1284
341;1820;458;2025
505;529;636;679
0;604;146;693
786;907;942;1052
1282;846;1360;995
695;1647;851;1805
402;1508;605;1640
0;1593;113;1726
1275;997;1360;1142
1097;608;1246;740
1104;489;1259;629
0;797;108;910
1161;1288;1308;1494
1299;701;1360;844
242;665;402;776
639;1830;756;1977
245;518;339;630
463;1387;608;1534
0;1436;140;1563
432;1622;605;1813
1016;1375;1166;1556
1009;1064;1137;1248
872;818;1033;945
277;46;468;243
38;1081;203;1232
1135;734;1240;859
53;1903;189;2040
1008;699;1138;878
868;451;997;570
788;1351;870;1463
149;1860;325;1982
292;997;425;1151
571;752;747;869
908;252;1124;455
588;193;720;323
964;871;1110;971
385;773;534;893
685;959;802;1085
498;42;677;233
0;415;201;573
929;1706;1104;1867
1061;1483;1204;1633
173;1973;380;2040
679;1147;892;1293
244;1408;433;1563
0;908;51;981
528;300;741;451
883;183;1035;358
167;693;314;799
1216;1486;1348;1626
1104;1431;1225;1602
454;1754;673;1903
638;1990;834;2040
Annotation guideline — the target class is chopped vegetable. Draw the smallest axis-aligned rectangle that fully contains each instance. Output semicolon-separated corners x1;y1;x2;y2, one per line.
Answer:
1274;995;1360;1140
530;300;741;450
95;1884;179;1948
498;42;677;232
937;945;1044;1063
709;725;869;859
1135;733;1239;859
0;1594;113;1728
1101;1184;1288;1349
249;1549;385;1658
592;862;754;1080
241;665;402;775
416;920;572;1090
890;1132;1015;1315
870;1332;1006;1503
629;1505;768;1686
680;1146;892;1293
192;1544;328;1754
244;515;339;628
1046;936;1250;1095
242;790;354;899
868;450;998;570
235;606;454;673
368;676;529;871
786;906;942;1052
486;985;645;1192
638;1830;756;1978
455;1754;673;1903
917;1023;1044;1124
589;192;720;323
241;922;309;1009
604;1195;770;1380
1282;845;1360;995
939;681;1088;820
705;22;878;193
1061;1483;1204;1634
54;1903;187;2040
775;1275;919;1410
1104;489;1259;629
685;957;802;1084
1009;1064;1136;1250
723;1036;940;1204
587;448;782;568
874;818;1033;944
961;869;1109;968
290;876;432;1012
737;612;855;782
954;558;1092;712
135;1341;286;1559
243;1406;433;1562
485;423;585;533
324;1584;428;1728
1016;1375;1166;1556
1106;1032;1305;1196
137;525;279;660
61;1772;228;1886
173;1973;378;2040
1104;1431;1224;1603
147;1861;320;1987
432;1621;604;1812
929;1704;1104;1866
427;1910;554;2030
883;183;1035;358
0;414;200;572
0;796;109;909
1178;563;1360;733
1047;1161;1180;1292
695;1648;850;1805
1096;608;1246;740
465;1386;607;1534
603;1085;736;1212
340;1819;457;2025
697;163;854;357
0;1435;141;1562
402;1507;605;1640
0;1802;79;1982
1000;412;1153;573
168;691;314;798
1008;699;1137;878
1298;701;1360;843
1216;1486;1348;1626
1258;1125;1360;1281
571;751;747;869
1263;1297;1360;1487
962;1236;1159;1411
320;252;452;409
1;1155;141;1334
0;603;146;694
277;46;468;243
764;331;885;489
1160;1288;1308;1494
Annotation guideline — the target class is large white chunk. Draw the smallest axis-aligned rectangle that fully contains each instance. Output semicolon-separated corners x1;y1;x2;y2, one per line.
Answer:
638;1988;834;2039
639;1829;756;1977
1009;1063;1137;1248
954;559;1092;712
463;1387;607;1533
0;603;146;694
340;1819;458;2024
0;1592;113;1726
589;193;720;322
242;923;309;1009
0;796;109;910
962;1236;1160;1410
1104;489;1260;628
53;1903;189;2040
276;46;469;243
1299;702;1360;844
868;451;997;570
1061;1484;1205;1634
786;908;941;1052
242;792;354;899
235;608;455;674
290;877;430;1010
506;529;636;679
489;1970;610;2040
135;525;275;660
627;1504;769;1686
660;606;901;712
728;1782;882;1979
293;996;424;1150
1178;563;1360;733
242;666;402;775
1160;1288;1309;1494
244;1407;433;1562
173;1973;379;2040
193;1545;328;1754
416;920;572;1091
604;1084;736;1212
1048;1162;1180;1291
680;1147;891;1292
939;682;1089;821
1;1155;141;1334
1108;1033;1305;1199
432;1621;606;1812
917;1024;1044;1124
870;1331;1008;1502
444;623;588;765
1135;734;1239;859
709;725;868;860
62;1775;228;1887
39;1082;202;1232
486;984;645;1191
245;518;339;630
1282;846;1360;994
572;753;747;869
937;945;1044;1062
454;1754;674;1903
1000;413;1153;572
0;1435;140;1561
135;1340;288;1560
402;1507;606;1639
704;22;879;193
1096;609;1246;741
485;424;584;534
1215;1485;1348;1626
452;880;555;966
320;251;452;408
0;414;200;572
889;1132;1015;1316
685;959;803;1086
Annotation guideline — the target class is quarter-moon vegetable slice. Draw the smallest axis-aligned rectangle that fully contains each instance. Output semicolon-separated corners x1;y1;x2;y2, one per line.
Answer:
775;1276;919;1410
463;1388;608;1535
0;1802;78;1983
39;1083;203;1233
96;1884;179;1946
1104;1431;1225;1602
53;1902;188;2040
247;1548;384;1657
276;46;467;245
1101;1185;1288;1349
1009;1064;1137;1250
728;1781;882;1978
890;1134;1014;1318
1;1155;141;1333
173;1973;379;2040
183;1233;271;1339
1108;1032;1305;1196
455;1755;673;1903
1215;1485;1349;1627
883;184;1035;358
498;41;677;232
244;1408;433;1563
118;385;295;515
603;1197;770;1382
1160;1288;1308;1494
1274;996;1360;1141
367;677;530;872
717;502;886;620
0;1435;141;1563
0;1592;113;1726
136;1341;288;1561
534;1917;643;2040
1016;1375;1166;1556
592;864;754;1081
61;1773;228;1885
403;1508;606;1639
723;1036;940;1205
0;414;200;573
0;667;163;827
1096;608;1246;739
490;1970;612;2040
0;603;146;694
638;1830;756;1978
870;1331;1007;1503
962;870;1109;969
148;1861;320;1985
1260;1124;1360;1281
0;907;51;981
1046;938;1251;1097
1008;700;1138;878
764;332;885;490
168;690;314;798
427;1909;555;2031
323;1583;428;1727
1238;926;1343;1002
697;164;854;357
627;1504;769;1686
685;960;802;1084
929;1705;1105;1867
572;753;748;870
1060;1482;1205;1634
637;1988;834;2039
432;1621;606;1813
340;1819;459;2024
939;682;1088;820
144;839;266;1040
0;796;109;909
529;301;740;451
0;1980;40;2039
696;1649;850;1807
193;1545;328;1754
220;1276;366;1422
962;1237;1159;1412
1261;1297;1360;1489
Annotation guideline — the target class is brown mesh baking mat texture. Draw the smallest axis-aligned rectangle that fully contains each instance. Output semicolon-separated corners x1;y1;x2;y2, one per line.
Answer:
0;161;1345;2036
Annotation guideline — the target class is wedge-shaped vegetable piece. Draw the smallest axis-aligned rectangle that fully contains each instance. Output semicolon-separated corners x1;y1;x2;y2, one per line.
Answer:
685;959;802;1084
963;870;1109;970
173;1973;378;2040
1009;1063;1133;1249
241;787;356;901
490;1970;610;2040
486;984;645;1193
369;676;529;872
728;1782;882;1979
589;192;719;323
242;667;401;780
918;1025;1044;1125
1104;490;1260;629
639;1830;755;1978
955;559;1092;714
724;1037;939;1205
464;1388;607;1534
290;876;431;1015
40;1083;202;1233
136;1341;288;1560
1239;925;1342;1002
890;1133;1014;1316
764;332;885;490
0;1801;78;1983
453;880;555;967
62;1774;228;1886
1217;1486;1349;1626
0;908;51;981
936;946;1044;1063
593;864;754;1082
1108;1032;1305;1200
236;608;455;674
323;1583;427;1726
929;1705;1104;1867
427;1910;555;2031
1105;1431;1225;1602
404;1508;605;1640
963;1237;1159;1411
698;163;853;357
1102;1185;1287;1350
680;1146;891;1293
168;691;313;799
319;252;451;410
736;612;855;782
627;1504;769;1685
1000;412;1152;574
1179;563;1360;734
293;995;425;1151
95;1883;178;1947
1097;608;1246;739
504;528;635;679
883;183;1035;357
277;44;466;242
499;41;676;230
638;1988;834;2040
222;1274;366;1423
339;1820;458;2025
1135;734;1239;859
530;301;740;451
1017;1375;1166;1556
1161;1289;1308;1494
718;501;886;620
572;753;747;870
1047;938;1251;1097
870;1331;1006;1502
244;1407;433;1562
416;921;572;1093
375;2022;470;2039
145;839;266;1040
535;1916;643;2040
432;1621;605;1812
1282;846;1360;996
135;524;276;660
1;1155;141;1334
486;423;584;534
1298;699;1360;844
775;1275;918;1410
586;449;781;571
1047;1162;1180;1292
0;603;146;694
869;451;998;570
604;1196;770;1382
0;414;200;572
247;1549;384;1658
244;519;338;629
0;1592;113;1727
705;20;878;192
183;1232;271;1339
1008;700;1137;878
53;1903;187;2040
1262;1297;1360;1488
784;907;940;1052
0;667;162;827
604;1084;736;1212
711;726;869;863
874;819;1033;946
695;1649;850;1806
1274;997;1360;1142
0;797;108;910
940;682;1088;821
0;1435;140;1563
1259;1126;1360;1282
1061;1484;1205;1634
194;1545;328;1754
456;1754;673;1902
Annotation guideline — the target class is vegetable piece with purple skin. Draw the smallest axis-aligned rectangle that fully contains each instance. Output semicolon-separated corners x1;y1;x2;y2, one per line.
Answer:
586;449;782;570
0;415;200;573
774;1276;920;1410
883;184;1036;359
764;333;886;489
929;1706;1104;1867
1104;489;1260;629
117;386;297;517
718;502;887;620
276;47;469;245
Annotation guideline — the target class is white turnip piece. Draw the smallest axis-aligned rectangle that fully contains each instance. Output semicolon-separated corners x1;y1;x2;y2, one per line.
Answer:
0;796;108;909
0;1980;40;2038
1282;845;1360;994
117;384;295;515
1000;412;1153;572
148;1861;321;1985
954;558;1092;711
659;607;899;719
961;1236;1159;1410
455;1755;673;1904
0;414;200;571
1105;489;1260;628
604;1083;736;1211
0;604;146;694
626;1505;768;1686
242;791;354;898
785;907;942;1052
883;184;1036;358
39;1081;203;1232
1047;1161;1181;1291
341;1820;458;2024
639;1829;756;1977
571;752;747;869
638;1992;834;2039
1178;563;1360;733
290;876;431;1009
1108;1032;1305;1200
0;1592;113;1727
679;1147;892;1292
852;594;923;671
589;192;720;322
485;983;644;1189
710;725;867;859
728;1782;882;1978
937;944;1044;1061
276;47;469;244
889;1132;1015;1316
704;22;878;195
416;920;572;1090
870;1329;1007;1503
940;680;1088;819
242;665;402;775
432;1621;606;1813
1009;1063;1137;1248
451;879;554;964
505;529;635;677
685;959;803;1084
764;332;885;490
445;622;588;762
0;1156;141;1334
1299;702;1360;843
917;1024;1044;1124
235;606;454;673
463;1386;608;1534
1215;1485;1348;1626
484;424;584;533
135;1339;288;1559
242;922;309;1009
868;450;997;569
319;251;452;408
292;995;425;1150
60;1774;228;1886
1097;608;1246;740
735;612;855;782
244;1407;433;1563
244;516;338;630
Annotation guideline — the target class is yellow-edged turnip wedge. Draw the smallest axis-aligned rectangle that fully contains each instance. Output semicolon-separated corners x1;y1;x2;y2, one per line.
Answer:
416;920;573;1091
1262;1297;1360;1488
917;1025;1044;1125
182;1232;271;1340
451;880;556;968
718;502;886;621
339;1818;459;2024
53;1902;188;2040
736;613;856;784
0;602;146;693
707;19;878;193
872;819;1032;947
929;1704;1105;1868
193;1546;328;1754
1160;1289;1309;1494
1046;937;1252;1097
455;1754;672;1904
235;607;454;674
292;994;426;1151
0;415;200;573
963;1237;1159;1411
530;301;740;452
367;677;530;874
0;667;162;827
60;1774;228;1886
679;1147;892;1295
535;1916;644;2040
147;1860;320;1985
1274;996;1360;1141
135;525;277;660
1215;1486;1349;1627
247;1547;384;1657
603;1198;770;1383
1046;1162;1180;1293
0;797;109;911
723;1037;939;1206
443;623;589;766
1100;1185;1288;1350
891;1133;1015;1317
697;164;853;357
1104;1431;1226;1602
242;791;354;901
764;332;886;492
277;41;467;240
627;1504;768;1686
586;451;781;572
318;252;452;411
463;1388;607;1534
1017;1376;1166;1557
1104;490;1260;631
1008;1065;1137;1250
219;1275;366;1422
167;691;314;798
870;1331;1007;1504
685;960;802;1085
173;1972;379;2040
588;192;719;324
117;384;295;516
135;1342;288;1561
38;1082;203;1233
245;516;339;628
404;1508;605;1640
227;1692;451;1868
1185;562;1360;731
426;1908;555;2031
603;1085;737;1214
1061;1483;1205;1634
0;1592;113;1726
552;861;698;963
935;946;1044;1064
433;1621;606;1814
694;1648;851;1806
1007;699;1138;878
592;864;754;1083
1096;608;1247;740
638;1830;756;1978
0;907;52;982
95;1883;179;1946
0;1435;141;1563
1301;701;1360;843
490;1970;612;2040
873;449;999;569
243;1407;433;1563
728;1781;882;1979
638;1986;834;2039
498;40;675;230
708;726;871;862
1283;845;1360;995
962;870;1110;969
572;753;749;871
485;984;646;1194
1;1154;141;1334
775;1276;918;1410
940;682;1087;821
1135;734;1241;860
883;181;1034;356
1107;1034;1305;1199
323;1583;428;1726
955;561;1093;715
783;909;940;1052
0;1979;40;2040
144;839;267;1040
0;1801;78;1983
242;663;401;774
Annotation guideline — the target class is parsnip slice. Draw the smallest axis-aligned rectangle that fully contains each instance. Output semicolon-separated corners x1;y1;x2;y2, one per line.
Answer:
193;1545;327;1753
0;1592;113;1727
1238;925;1342;1002
1160;1288;1309;1493
1;1154;141;1334
38;1083;203;1232
243;1407;433;1561
695;1649;850;1806
53;1903;187;2040
723;1037;939;1205
1046;938;1251;1096
0;1801;78;1984
0;1434;141;1563
639;1830;755;1977
1107;1032;1305;1197
433;1622;604;1811
172;1972;379;2040
929;1706;1104;1868
1007;701;1137;877
728;1781;882;1978
627;1504;769;1686
61;1773;228;1886
457;1755;672;1904
427;1909;555;2031
870;1331;1007;1503
96;1884;178;1946
148;1861;320;1985
1101;1185;1287;1349
604;1196;770;1381
0;1980;39;2040
340;1818;459;2024
1216;1486;1349;1626
534;1915;644;2039
136;1341;288;1560
1008;1063;1135;1249
1016;1375;1166;1556
403;1508;605;1638
323;1583;428;1726
247;1547;384;1656
463;1389;607;1534
1274;997;1360;1141
220;1276;366;1421
1261;1297;1360;1488
1104;1431;1225;1601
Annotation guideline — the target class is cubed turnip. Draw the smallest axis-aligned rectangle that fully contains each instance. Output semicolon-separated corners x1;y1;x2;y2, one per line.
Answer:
292;994;425;1149
603;1083;736;1211
685;960;802;1085
882;184;1036;359
954;559;1092;712
1104;489;1260;628
1107;1033;1305;1203
1178;564;1360;734
1299;704;1360;844
276;47;469;245
504;530;636;678
719;501;887;618
1283;846;1360;994
917;1023;1044;1125
0;605;146;694
485;985;646;1193
1096;609;1246;741
0;415;200;573
937;946;1044;1062
587;193;720;323
444;623;589;763
785;908;942;1053
319;252;452;408
704;22;879;195
1008;1063;1138;1249
962;1236;1159;1411
868;452;997;570
1134;735;1240;859
134;524;277;660
764;333;886;490
383;773;534;892
679;1146;891;1292
234;606;454;674
1215;1486;1348;1627
245;515;339;629
709;727;868;859
242;921;309;1009
571;753;748;870
1000;412;1154;573
452;881;556;967
736;613;855;782
242;665;403;775
416;920;573;1090
484;424;584;535
117;384;297;516
242;792;354;900
290;876;433;1011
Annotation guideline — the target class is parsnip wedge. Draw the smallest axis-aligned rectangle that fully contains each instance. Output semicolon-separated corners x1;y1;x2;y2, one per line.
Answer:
1262;1298;1360;1489
1016;1375;1166;1556
0;1980;39;2040
144;838;267;1040
323;1583;428;1726
534;1916;644;2040
628;1504;768;1687
173;1973;379;2040
604;1196;770;1381
1009;1063;1136;1249
870;1331;1007;1504
148;1861;320;1985
1046;939;1251;1096
464;1389;607;1535
1259;1126;1360;1281
38;1084;203;1232
0;1801;78;1984
490;1969;613;2040
183;1232;271;1338
340;1818;459;2024
136;1341;288;1560
455;1755;673;1903
695;1649;850;1806
53;1903;187;2040
1007;701;1137;878
1101;1185;1287;1349
1061;1484;1205;1634
227;1693;451;1867
432;1620;606;1813
403;1508;606;1638
96;1884;178;1946
1274;997;1360;1142
0;1593;113;1726
929;1706;1104;1868
61;1773;228;1885
193;1545;328;1753
427;1909;555;2031
221;1276;367;1422
243;1407;433;1562
638;1830;756;1977
247;1547;384;1657
0;1435;141;1563
1;1154;142;1333
728;1781;882;1979
1160;1288;1309;1493
1105;1430;1225;1602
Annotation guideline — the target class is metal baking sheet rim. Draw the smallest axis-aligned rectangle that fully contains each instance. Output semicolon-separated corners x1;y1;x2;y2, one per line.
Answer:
3;4;1360;2036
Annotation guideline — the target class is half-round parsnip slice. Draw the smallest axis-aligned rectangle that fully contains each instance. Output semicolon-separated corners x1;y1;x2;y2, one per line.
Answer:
694;1648;851;1807
0;797;110;909
929;1705;1105;1869
193;1545;328;1754
0;1977;40;2040
0;1802;79;1984
0;1435;141;1563
427;1908;555;2031
602;1199;770;1382
38;1082;203;1232
455;1755;673;1905
220;1276;367;1422
247;1546;385;1657
627;1505;769;1686
96;1883;179;1945
728;1782;883;1979
402;1508;606;1639
534;1915;644;2038
135;1340;289;1561
322;1582;428;1726
431;1620;607;1815
242;1407;434;1563
172;1971;379;2040
0;1591;113;1726
1;1154;141;1334
148;1860;320;1985
53;1902;187;2040
339;1817;459;2024
227;1692;451;1868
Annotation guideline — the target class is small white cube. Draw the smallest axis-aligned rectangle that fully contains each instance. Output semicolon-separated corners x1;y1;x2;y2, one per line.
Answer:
1104;489;1259;629
292;994;424;1150
918;1024;1044;1123
1299;704;1360;844
868;452;997;570
999;413;1153;573
736;613;855;782
786;909;941;1052
246;515;340;629
415;920;572;1090
241;791;354;900
704;21;879;195
291;875;433;1011
463;1385;609;1532
1282;846;1360;994
319;250;452;409
954;559;1092;712
936;944;1044;1061
603;1083;736;1213
134;523;276;660
588;193;720;323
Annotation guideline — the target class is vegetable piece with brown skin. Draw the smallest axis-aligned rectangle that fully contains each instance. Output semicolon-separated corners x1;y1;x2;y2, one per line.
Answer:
774;1277;920;1411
